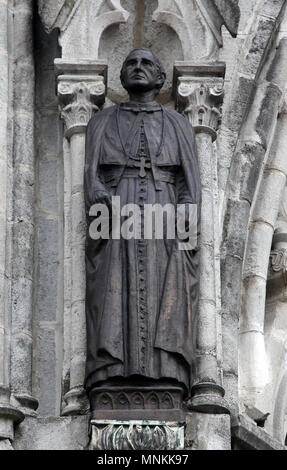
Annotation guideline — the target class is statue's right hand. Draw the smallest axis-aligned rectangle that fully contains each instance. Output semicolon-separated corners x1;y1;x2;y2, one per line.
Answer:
94;190;112;211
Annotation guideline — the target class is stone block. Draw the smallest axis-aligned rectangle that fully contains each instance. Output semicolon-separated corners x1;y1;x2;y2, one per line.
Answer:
39;113;61;157
262;0;286;20
11;277;33;331
13;63;34;112
223;75;254;133
239;142;266;203
13;8;33;62
13;114;34;166
221;253;243;317
36;218;59;322
38;0;67;33
185;412;231;450
255;83;281;148
221;309;239;374
70;300;86;350
13;166;34;222
14;415;89;450
39;159;59;214
0;2;8;52
222;372;239;421
199;244;215;296
222;199;250;258
242;16;275;78
36;328;57;416
10;334;32;393
12;221;34;280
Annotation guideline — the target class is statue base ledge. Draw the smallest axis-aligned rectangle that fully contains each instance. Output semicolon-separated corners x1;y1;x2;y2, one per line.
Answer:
89;419;185;450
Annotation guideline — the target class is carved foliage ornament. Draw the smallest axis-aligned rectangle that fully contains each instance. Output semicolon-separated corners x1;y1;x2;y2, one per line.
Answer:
89;421;184;450
177;77;224;140
58;78;105;138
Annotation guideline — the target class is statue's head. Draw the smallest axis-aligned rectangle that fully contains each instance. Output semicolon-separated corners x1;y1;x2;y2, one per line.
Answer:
120;48;166;96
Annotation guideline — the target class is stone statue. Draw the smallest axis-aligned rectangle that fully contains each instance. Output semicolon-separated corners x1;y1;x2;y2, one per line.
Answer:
84;49;201;420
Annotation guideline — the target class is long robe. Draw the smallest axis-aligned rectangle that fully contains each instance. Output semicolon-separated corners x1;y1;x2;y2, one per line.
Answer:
84;103;201;395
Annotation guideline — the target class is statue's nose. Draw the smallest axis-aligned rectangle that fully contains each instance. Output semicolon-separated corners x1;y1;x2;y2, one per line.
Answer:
135;60;143;70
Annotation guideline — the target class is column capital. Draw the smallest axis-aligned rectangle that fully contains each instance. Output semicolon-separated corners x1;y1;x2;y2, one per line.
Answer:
173;62;225;141
55;60;107;139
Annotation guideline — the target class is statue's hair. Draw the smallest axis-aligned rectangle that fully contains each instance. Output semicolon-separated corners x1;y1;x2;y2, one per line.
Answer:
120;48;166;93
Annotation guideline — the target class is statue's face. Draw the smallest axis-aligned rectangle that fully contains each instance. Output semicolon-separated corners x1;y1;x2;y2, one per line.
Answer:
121;50;160;93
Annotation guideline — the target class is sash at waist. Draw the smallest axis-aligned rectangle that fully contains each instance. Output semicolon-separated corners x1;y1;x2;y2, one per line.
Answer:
100;166;176;185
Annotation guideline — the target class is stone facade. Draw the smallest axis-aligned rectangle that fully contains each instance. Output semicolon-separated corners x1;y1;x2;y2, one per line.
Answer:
0;0;286;450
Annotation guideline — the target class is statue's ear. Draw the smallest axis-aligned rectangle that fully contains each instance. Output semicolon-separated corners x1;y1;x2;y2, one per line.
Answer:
120;66;127;90
157;71;166;90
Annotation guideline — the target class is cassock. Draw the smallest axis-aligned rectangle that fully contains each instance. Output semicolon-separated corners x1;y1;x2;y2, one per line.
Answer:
84;101;201;396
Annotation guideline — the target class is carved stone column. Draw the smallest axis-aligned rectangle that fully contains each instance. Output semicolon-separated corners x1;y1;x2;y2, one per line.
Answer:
55;60;107;415
174;63;229;413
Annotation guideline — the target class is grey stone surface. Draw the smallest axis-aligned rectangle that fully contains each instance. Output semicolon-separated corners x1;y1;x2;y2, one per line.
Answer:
239;142;266;203
262;0;286;19
232;415;287;450
0;439;13;450
14;415;89;450
38;159;59;214
38;0;67;32
13;115;34;166
243;17;275;77
36;329;57;416
185;412;231;450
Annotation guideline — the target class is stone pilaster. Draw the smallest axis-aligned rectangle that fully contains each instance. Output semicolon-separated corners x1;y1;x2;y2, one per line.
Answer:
174;63;229;414
55;60;107;415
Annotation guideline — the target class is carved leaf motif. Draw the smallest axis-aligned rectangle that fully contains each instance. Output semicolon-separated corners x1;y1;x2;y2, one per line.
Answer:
90;423;184;450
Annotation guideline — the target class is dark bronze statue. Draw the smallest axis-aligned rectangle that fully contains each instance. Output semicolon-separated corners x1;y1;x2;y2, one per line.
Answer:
84;49;201;420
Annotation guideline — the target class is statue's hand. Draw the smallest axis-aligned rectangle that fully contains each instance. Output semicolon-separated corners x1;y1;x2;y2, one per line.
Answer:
94;190;112;211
